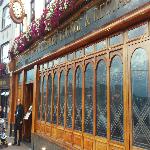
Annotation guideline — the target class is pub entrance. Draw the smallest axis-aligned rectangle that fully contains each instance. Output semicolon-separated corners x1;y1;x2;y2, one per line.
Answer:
23;83;33;143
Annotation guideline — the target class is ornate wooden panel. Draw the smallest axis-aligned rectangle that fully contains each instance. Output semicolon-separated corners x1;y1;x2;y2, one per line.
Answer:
95;141;107;150
83;135;94;150
73;133;82;148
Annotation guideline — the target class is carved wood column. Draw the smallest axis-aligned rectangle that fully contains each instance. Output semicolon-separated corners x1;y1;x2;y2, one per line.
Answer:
32;65;38;133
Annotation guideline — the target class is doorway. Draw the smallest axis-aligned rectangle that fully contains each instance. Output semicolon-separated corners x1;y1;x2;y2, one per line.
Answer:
23;83;33;143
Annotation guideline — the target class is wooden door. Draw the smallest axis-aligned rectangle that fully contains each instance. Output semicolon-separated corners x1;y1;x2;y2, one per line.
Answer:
23;83;33;142
128;39;150;150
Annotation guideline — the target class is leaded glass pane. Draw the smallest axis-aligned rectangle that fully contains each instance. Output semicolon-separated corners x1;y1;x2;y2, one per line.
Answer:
76;50;84;58
59;71;65;126
26;69;34;84
96;60;107;137
85;45;94;55
18;72;23;84
131;48;150;149
42;76;47;121
85;63;93;134
75;67;82;131
128;24;147;40
110;56;124;142
47;75;52;123
95;40;107;51
67;69;73;128
38;77;42;120
53;73;58;124
109;34;123;46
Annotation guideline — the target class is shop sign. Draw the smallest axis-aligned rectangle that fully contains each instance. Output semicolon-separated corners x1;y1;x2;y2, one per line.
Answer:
16;0;149;69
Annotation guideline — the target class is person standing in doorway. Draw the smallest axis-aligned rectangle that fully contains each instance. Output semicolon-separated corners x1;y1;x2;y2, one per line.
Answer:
13;99;24;146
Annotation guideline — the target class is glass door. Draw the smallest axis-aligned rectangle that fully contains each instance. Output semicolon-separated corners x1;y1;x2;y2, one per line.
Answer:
129;44;150;150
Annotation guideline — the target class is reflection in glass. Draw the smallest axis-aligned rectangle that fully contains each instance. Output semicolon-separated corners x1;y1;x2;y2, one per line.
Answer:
110;56;124;142
42;76;47;121
76;50;84;58
95;40;107;51
131;48;150;149
67;69;73;128
110;34;123;46
53;73;58;124
26;69;34;84
59;71;65;126
47;75;52;123
128;24;147;40
96;60;107;137
18;72;23;84
75;67;82;131
85;45;94;55
85;63;93;134
38;77;42;120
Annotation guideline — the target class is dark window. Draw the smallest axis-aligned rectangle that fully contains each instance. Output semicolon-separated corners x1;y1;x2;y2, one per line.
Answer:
67;69;73;128
58;71;65;126
45;0;49;8
85;63;93;134
31;0;35;22
47;74;52;123
75;67;82;131
131;48;150;149
96;60;107;137
53;73;58;124
2;6;11;29
42;76;47;121
110;56;124;142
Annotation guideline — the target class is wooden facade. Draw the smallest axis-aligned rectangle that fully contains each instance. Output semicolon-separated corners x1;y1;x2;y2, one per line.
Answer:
9;1;150;150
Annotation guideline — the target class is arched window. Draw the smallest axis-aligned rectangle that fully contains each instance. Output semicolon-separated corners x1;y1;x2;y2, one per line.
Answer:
42;76;47;121
38;76;42;120
53;73;58;124
96;60;107;137
75;67;82;131
59;71;65;126
2;6;11;29
131;48;150;149
85;63;93;134
47;74;52;123
110;56;124;142
67;69;73;128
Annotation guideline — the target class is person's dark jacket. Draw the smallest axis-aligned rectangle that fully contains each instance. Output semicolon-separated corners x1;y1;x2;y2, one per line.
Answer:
15;104;24;126
0;110;4;118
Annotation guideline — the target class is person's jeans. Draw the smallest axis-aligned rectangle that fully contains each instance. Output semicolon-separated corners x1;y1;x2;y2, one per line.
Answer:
14;124;22;144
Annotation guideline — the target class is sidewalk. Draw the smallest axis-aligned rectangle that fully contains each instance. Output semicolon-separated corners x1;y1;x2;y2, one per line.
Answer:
3;137;31;150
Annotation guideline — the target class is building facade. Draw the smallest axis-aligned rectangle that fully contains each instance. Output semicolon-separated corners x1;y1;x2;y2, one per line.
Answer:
9;0;150;150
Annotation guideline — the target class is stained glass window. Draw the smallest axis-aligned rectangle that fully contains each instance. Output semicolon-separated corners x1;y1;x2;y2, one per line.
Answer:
75;67;82;131
59;71;65;126
47;74;52;123
110;56;124;142
38;76;42;120
67;69;73;128
131;48;150;149
96;60;107;137
53;73;58;124
85;63;93;134
42;76;47;121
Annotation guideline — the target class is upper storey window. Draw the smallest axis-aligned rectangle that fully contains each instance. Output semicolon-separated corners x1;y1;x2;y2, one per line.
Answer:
2;6;11;29
31;0;35;22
